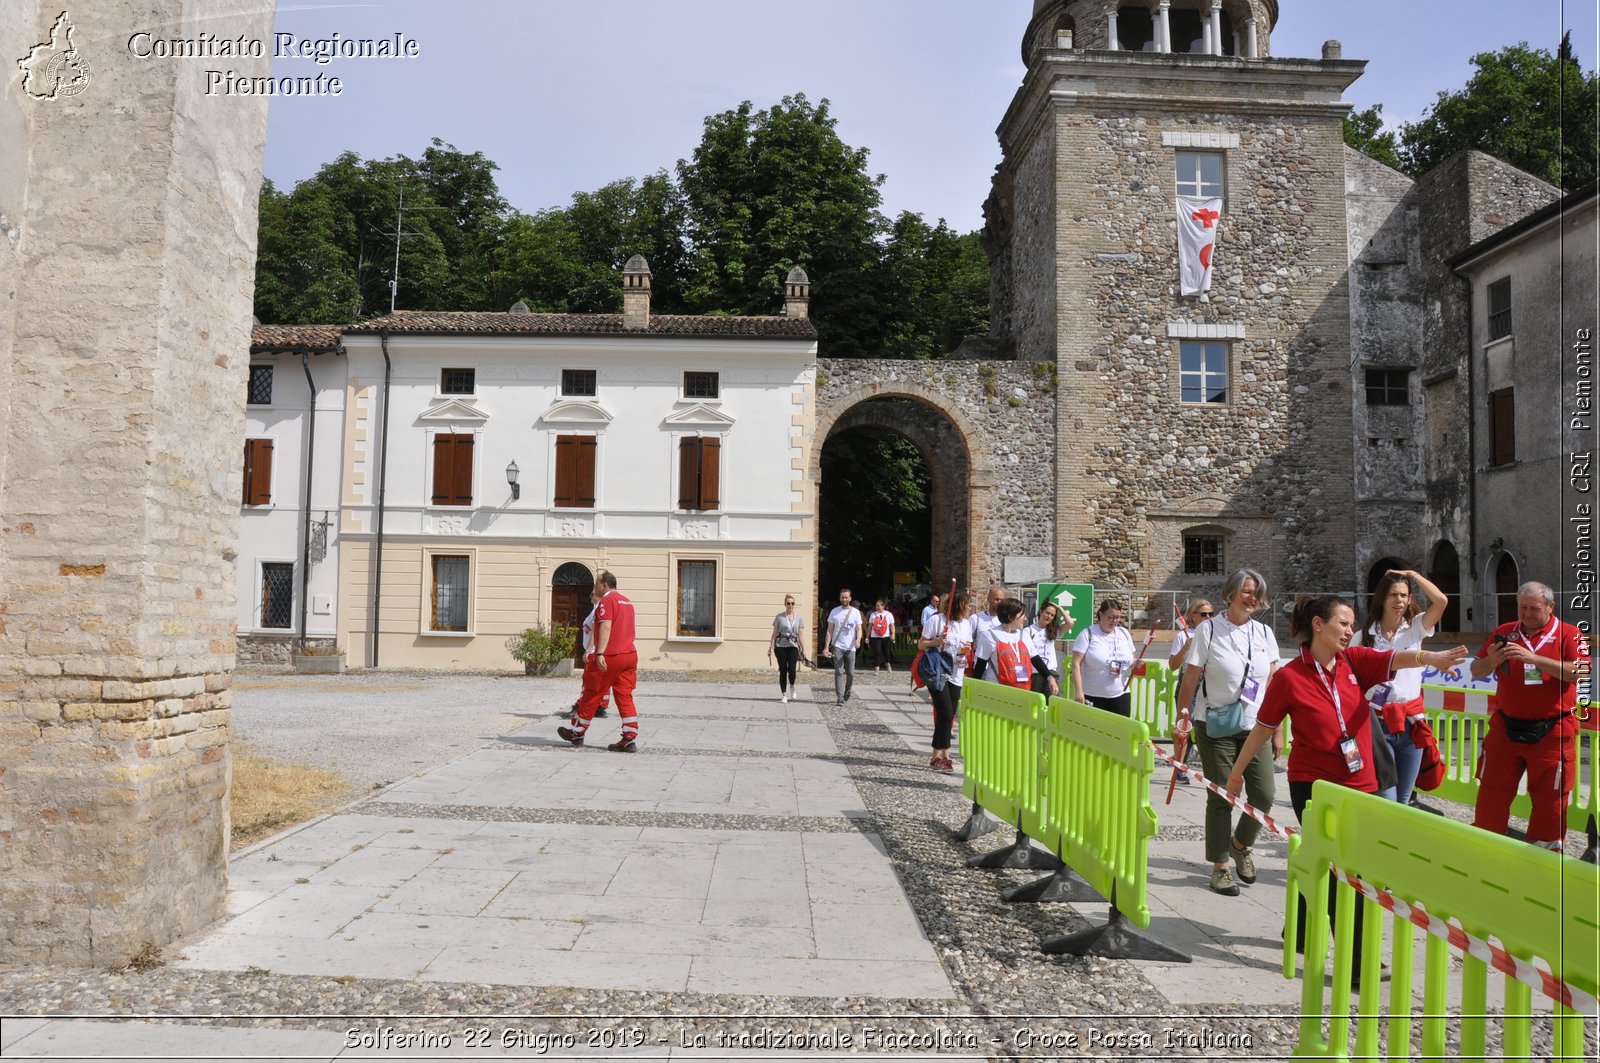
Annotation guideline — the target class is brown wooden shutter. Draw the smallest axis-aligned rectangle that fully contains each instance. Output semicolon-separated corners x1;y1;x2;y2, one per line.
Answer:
699;437;720;510
433;434;473;506
554;435;594;508
243;438;273;505
573;437;596;507
1489;388;1515;466
678;437;698;509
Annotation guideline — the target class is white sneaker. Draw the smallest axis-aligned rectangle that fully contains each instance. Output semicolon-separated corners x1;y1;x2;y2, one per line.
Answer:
781;693;788;703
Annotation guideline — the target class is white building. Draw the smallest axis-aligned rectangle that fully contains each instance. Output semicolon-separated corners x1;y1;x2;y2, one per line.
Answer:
238;325;348;661
332;259;820;670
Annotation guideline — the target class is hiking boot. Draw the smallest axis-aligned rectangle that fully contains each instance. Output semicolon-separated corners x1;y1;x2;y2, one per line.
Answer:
594;708;609;718
556;726;584;746
607;739;637;753
1209;865;1240;896
1231;843;1257;884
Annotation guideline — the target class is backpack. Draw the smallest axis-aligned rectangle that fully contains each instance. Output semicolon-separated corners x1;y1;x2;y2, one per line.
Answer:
917;647;953;691
992;634;1034;689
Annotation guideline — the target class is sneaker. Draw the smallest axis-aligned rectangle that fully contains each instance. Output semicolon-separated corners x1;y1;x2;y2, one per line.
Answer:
607;739;637;753
1231;844;1257;884
781;692;788;704
1209;865;1240;896
557;708;576;720
836;698;844;706
556;726;584;747
594;708;609;718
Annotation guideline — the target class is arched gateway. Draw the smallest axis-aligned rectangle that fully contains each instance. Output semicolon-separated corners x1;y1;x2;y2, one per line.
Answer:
812;358;1057;607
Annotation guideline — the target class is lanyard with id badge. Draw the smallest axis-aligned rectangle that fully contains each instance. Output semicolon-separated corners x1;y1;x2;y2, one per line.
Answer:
1313;657;1363;775
1514;621;1558;686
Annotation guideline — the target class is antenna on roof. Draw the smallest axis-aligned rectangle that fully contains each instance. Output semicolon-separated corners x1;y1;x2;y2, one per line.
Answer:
371;178;444;314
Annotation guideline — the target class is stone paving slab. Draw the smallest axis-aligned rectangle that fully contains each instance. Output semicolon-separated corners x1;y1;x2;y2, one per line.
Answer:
0;1017;347;1060
372;748;864;818
175;816;951;1001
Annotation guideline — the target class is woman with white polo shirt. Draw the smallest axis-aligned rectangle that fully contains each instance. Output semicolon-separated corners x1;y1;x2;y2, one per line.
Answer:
1071;598;1137;716
1173;569;1281;897
1352;568;1450;806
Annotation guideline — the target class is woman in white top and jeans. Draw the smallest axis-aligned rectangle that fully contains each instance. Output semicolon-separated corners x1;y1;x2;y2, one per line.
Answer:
919;591;973;772
1351;568;1449;806
1024;601;1064;696
767;596;806;704
1071;598;1137;716
1174;570;1282;897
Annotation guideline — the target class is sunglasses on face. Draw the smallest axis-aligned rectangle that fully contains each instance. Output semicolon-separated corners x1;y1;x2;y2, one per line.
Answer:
1197;611;1214;617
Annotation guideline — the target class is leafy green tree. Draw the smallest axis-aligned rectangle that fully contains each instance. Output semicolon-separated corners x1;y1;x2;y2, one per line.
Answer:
1343;104;1404;172
818;427;932;600
253;178;361;323
677;94;889;356
875;213;991;359
1398;39;1598;190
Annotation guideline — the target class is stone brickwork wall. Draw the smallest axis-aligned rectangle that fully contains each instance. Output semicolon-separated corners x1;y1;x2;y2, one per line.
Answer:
0;1;273;964
815;359;1056;588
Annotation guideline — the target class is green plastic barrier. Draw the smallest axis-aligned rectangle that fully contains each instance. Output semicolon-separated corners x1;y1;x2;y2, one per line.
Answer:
958;680;1048;840
1040;695;1160;928
1128;660;1178;740
1424;710;1600;836
1287;782;1599;1060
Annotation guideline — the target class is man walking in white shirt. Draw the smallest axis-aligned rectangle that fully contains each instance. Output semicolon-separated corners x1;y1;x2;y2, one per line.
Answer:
822;587;864;706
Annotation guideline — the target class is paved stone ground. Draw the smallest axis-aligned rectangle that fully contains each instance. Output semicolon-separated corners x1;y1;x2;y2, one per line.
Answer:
0;673;1586;1060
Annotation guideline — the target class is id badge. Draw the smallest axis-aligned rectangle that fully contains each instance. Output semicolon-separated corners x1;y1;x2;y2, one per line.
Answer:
1110;660;1123;679
1014;663;1029;684
1241;677;1261;704
1339;737;1364;774
1523;662;1544;685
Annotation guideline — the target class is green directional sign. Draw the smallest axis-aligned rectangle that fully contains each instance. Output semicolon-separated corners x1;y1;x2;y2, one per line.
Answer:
1037;582;1093;643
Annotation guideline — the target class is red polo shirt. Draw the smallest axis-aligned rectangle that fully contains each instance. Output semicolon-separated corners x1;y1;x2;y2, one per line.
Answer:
1478;618;1586;719
1256;645;1396;793
594;590;636;655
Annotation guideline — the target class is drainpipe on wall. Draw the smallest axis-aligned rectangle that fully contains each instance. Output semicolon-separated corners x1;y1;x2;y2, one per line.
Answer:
298;351;317;648
1464;285;1479;625
371;331;393;668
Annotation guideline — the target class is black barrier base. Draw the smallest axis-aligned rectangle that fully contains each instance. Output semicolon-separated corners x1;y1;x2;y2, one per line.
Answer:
967;827;1065;871
1003;864;1100;903
1581;815;1598;866
1407;796;1446;817
1041;903;1191;963
954;801;1002;842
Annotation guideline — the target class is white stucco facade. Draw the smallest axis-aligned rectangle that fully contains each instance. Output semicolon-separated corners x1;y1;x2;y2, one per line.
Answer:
237;340;348;653
334;312;819;670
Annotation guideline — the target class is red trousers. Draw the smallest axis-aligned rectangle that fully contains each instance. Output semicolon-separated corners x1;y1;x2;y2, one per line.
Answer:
1473;715;1577;844
575;650;638;725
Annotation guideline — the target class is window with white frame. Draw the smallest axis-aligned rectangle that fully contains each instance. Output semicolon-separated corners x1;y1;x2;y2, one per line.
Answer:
430;555;471;632
1175;151;1224;200
677;560;717;637
1179;341;1228;404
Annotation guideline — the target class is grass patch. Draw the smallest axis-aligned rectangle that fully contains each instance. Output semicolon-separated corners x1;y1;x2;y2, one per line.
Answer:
230;744;350;851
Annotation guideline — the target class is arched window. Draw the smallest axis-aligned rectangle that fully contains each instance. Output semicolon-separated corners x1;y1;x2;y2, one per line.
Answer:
1366;557;1408;595
1495;553;1519;627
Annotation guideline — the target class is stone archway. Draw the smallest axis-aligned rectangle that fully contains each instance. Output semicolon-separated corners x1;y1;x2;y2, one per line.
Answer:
812;358;1057;603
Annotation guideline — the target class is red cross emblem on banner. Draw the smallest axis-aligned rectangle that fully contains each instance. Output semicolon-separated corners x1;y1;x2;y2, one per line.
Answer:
1191;207;1219;229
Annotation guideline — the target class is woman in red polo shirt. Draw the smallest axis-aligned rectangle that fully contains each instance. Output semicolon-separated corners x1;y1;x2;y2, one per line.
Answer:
1226;595;1465;977
1227;595;1465;818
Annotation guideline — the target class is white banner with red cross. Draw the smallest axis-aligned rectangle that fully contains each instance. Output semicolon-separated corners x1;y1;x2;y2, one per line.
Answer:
1177;195;1222;295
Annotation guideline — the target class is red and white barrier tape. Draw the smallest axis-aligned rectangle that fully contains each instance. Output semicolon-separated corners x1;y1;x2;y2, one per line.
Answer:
1148;742;1298;839
1144;741;1595;1014
1329;866;1599;1017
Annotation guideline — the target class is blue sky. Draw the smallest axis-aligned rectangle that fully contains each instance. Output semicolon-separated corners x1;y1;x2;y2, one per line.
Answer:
261;1;1600;232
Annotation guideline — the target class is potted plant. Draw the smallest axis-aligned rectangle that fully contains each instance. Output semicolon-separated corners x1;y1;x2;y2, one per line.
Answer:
291;642;346;674
505;623;578;676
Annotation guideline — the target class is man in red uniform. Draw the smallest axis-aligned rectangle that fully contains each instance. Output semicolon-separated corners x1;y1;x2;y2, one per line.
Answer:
557;570;639;752
1471;581;1590;849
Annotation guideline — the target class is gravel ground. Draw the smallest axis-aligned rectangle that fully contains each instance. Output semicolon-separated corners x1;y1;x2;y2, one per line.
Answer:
1;672;1588;1060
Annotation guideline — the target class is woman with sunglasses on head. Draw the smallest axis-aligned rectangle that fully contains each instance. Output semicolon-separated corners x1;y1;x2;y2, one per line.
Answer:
1174;570;1281;896
768;595;807;704
1024;601;1064;697
1351;569;1450;807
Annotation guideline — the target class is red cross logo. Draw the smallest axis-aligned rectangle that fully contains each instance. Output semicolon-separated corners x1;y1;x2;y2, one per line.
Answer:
1191;207;1219;229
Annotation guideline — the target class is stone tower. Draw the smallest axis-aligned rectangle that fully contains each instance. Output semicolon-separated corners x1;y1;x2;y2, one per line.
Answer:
985;0;1366;598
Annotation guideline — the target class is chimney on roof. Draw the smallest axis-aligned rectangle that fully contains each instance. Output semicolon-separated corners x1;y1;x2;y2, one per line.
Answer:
783;266;810;319
622;255;652;330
